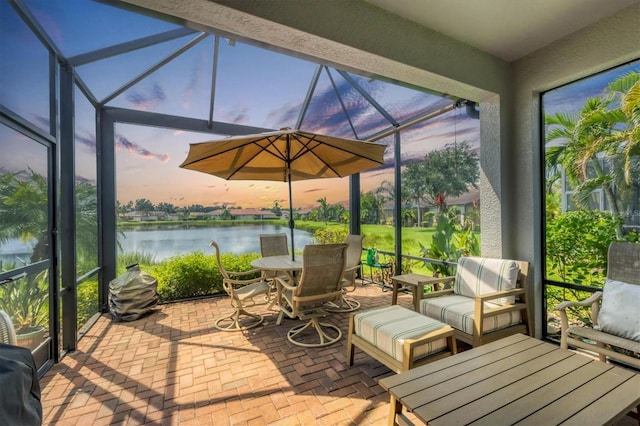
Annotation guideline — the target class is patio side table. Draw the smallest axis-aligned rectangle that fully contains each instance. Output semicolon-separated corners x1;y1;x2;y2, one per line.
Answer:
390;273;442;311
364;262;393;291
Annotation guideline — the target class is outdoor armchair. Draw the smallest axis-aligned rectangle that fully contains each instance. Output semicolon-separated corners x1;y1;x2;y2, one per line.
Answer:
419;256;532;347
555;242;640;367
275;243;347;347
210;241;271;331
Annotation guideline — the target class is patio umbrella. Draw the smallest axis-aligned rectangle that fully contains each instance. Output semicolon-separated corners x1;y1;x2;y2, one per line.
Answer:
179;128;386;260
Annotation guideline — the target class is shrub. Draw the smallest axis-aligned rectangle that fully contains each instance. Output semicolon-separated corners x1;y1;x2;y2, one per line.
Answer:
314;227;348;244
418;214;479;276
545;210;629;325
117;251;157;275
149;251;217;301
147;251;261;302
422;212;435;227
77;278;99;328
545;210;621;286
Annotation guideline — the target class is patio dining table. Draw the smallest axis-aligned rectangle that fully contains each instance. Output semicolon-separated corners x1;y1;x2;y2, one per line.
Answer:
251;255;303;310
379;333;640;426
250;255;303;280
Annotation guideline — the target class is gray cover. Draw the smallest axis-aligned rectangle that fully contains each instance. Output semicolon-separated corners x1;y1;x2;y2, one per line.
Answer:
108;264;158;322
0;343;42;426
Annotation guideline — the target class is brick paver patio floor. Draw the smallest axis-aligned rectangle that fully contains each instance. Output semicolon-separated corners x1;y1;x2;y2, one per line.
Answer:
39;280;639;425
40;280;424;425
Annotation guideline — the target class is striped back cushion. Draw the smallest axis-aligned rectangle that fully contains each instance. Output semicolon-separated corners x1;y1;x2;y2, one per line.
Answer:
453;257;520;305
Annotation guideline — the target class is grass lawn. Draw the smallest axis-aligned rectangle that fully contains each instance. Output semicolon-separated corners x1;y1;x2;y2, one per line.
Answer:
294;221;438;275
293;221;435;254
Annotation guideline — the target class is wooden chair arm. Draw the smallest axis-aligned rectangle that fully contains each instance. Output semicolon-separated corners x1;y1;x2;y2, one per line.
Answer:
555;292;602;312
483;302;527;317
476;287;525;303
555;291;603;349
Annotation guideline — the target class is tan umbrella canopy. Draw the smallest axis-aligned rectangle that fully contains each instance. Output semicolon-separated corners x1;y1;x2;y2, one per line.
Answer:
179;128;386;259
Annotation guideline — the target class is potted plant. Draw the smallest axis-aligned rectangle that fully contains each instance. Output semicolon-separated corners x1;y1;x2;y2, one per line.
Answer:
0;270;49;350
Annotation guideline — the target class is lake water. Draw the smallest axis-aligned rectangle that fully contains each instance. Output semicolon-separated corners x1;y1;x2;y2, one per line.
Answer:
120;224;314;260
0;224;315;264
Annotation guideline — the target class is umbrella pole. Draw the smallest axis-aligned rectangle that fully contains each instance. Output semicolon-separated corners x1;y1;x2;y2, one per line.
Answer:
286;134;296;261
288;170;295;261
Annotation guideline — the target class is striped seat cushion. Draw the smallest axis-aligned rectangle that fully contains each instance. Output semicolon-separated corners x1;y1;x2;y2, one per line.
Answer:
353;305;449;363
420;294;521;335
454;257;520;305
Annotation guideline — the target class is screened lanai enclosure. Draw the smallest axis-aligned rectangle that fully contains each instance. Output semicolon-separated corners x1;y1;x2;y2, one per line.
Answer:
0;0;482;371
2;0;638;378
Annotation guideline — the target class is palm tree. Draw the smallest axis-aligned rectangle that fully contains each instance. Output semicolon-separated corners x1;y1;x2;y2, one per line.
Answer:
0;170;49;263
545;71;640;237
588;72;640;185
0;170;101;267
545;98;622;218
401;208;416;227
316;197;330;224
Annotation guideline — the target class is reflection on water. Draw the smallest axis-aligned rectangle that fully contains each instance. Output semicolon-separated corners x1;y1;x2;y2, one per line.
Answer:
1;224;316;265
117;223;314;260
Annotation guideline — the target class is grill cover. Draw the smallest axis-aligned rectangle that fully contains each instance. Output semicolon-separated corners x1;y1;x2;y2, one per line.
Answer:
0;343;42;426
108;264;158;322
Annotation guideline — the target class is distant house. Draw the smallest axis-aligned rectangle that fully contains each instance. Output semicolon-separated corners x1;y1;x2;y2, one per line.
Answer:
188;211;207;219
445;188;479;216
120;210;162;222
203;210;222;220
381;187;479;226
231;209;277;220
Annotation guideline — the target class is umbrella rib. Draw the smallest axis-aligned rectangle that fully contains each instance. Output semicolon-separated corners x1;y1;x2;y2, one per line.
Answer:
225;136;288;180
294;132;383;163
290;133;383;177
180;139;258;168
292;135;342;177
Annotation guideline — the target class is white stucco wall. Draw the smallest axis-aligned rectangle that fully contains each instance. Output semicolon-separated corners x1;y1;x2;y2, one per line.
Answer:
511;4;640;336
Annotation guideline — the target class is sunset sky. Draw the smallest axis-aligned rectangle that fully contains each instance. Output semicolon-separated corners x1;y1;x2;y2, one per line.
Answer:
1;1;638;212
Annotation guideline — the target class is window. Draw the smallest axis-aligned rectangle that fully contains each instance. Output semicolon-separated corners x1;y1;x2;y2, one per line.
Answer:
542;60;640;338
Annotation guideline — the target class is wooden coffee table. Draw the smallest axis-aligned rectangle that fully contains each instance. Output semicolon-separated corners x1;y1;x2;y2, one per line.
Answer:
390;273;443;312
379;333;640;426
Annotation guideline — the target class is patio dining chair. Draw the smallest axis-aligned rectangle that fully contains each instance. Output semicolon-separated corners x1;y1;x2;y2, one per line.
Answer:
325;234;363;313
275;243;347;347
0;310;17;345
259;233;289;258
210;241;271;331
259;233;290;290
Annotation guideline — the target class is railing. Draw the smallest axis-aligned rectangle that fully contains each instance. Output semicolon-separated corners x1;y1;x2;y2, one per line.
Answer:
359;248;457;289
